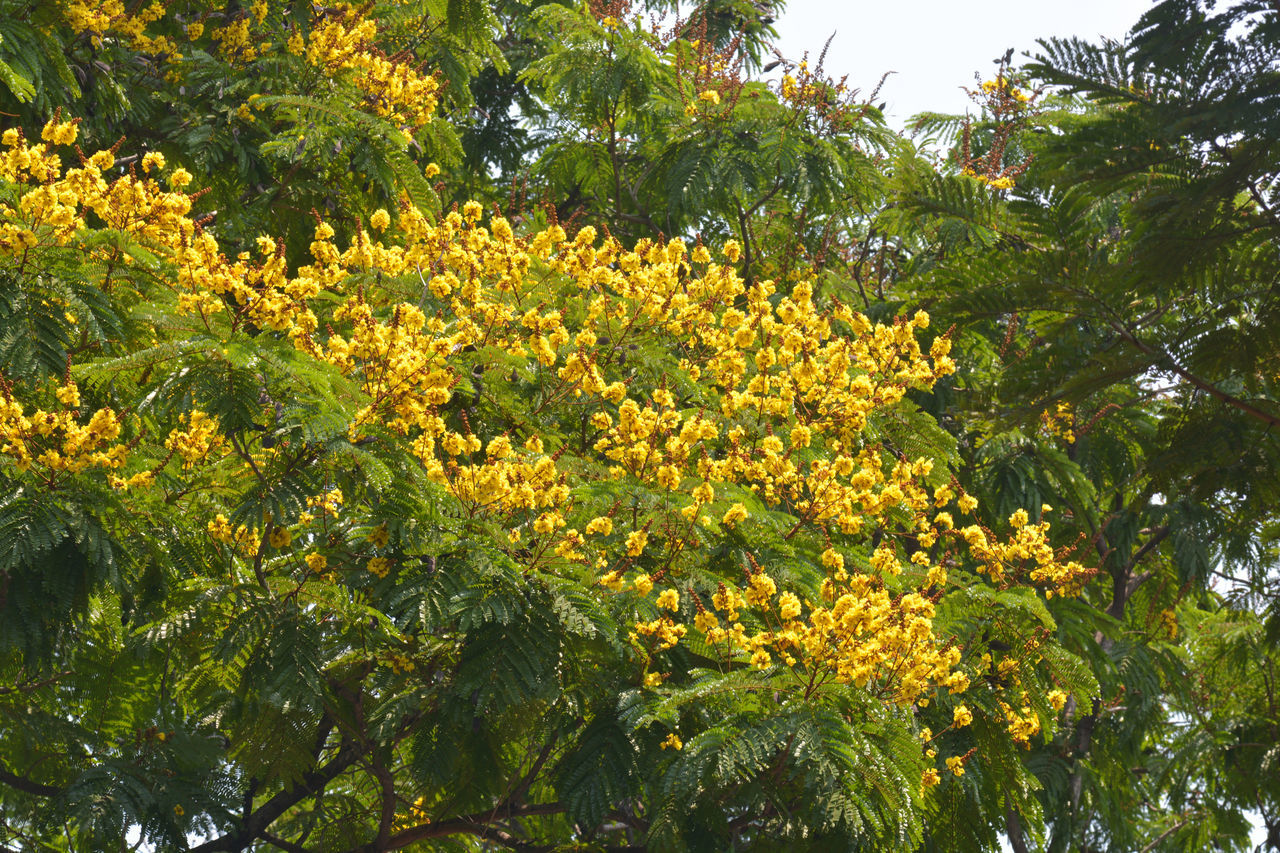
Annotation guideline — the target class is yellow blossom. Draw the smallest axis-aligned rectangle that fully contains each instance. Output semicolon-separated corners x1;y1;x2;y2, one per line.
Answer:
656;589;680;611
367;523;390;547
722;503;748;527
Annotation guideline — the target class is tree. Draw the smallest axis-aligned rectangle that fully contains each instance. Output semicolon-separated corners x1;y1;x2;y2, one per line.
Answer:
888;3;1280;848
9;1;1280;851
0;2;1107;851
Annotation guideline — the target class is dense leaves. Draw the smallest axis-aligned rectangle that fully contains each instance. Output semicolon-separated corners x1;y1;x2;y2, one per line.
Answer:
0;1;1276;852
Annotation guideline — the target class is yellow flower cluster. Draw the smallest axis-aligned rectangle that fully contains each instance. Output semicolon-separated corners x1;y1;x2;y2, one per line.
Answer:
394;795;431;831
1;121;195;256
212;16;264;63
305;13;440;130
959;507;1088;590
981;78;1030;103
1040;400;1076;443
694;566;967;705
60;0;179;56
962;167;1016;190
57;1;437;130
775;58;865;135
632;617;687;651
999;697;1042;747
978;174;1015;190
678;37;741;118
164;411;225;469
0;382;126;477
0;111;1090;750
207;514;261;557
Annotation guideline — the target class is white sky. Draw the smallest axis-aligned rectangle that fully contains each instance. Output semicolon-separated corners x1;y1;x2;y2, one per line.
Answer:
771;0;1157;125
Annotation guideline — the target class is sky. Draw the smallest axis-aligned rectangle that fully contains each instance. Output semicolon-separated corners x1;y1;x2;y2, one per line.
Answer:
770;0;1157;125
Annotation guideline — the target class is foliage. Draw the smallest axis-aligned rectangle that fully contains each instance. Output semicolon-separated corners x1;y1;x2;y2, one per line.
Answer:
0;1;1276;852
886;4;1280;850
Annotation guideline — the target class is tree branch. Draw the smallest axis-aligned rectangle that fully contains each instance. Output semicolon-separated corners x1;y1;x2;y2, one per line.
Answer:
0;761;61;798
261;832;312;853
1005;805;1030;853
360;803;566;852
189;738;368;852
1139;815;1190;853
1112;323;1280;429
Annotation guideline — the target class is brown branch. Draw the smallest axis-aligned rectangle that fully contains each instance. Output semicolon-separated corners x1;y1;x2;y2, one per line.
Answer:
363;803;566;852
372;752;396;850
1006;806;1030;853
1106;525;1170;619
1112;324;1280;429
189;738;368;852
1139;815;1191;853
261;833;312;853
507;734;559;806
0;761;61;798
0;670;73;695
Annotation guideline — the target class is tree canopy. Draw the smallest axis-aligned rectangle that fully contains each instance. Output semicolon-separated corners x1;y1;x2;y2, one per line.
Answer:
0;1;1276;851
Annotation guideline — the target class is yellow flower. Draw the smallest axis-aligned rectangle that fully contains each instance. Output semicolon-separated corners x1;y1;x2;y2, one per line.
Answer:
698;89;721;105
367;556;392;578
632;573;654;596
268;527;292;548
953;705;973;728
655;589;680;611
367;523;390;547
721;503;747;527
55;381;80;408
625;530;648;557
946;756;965;777
585;516;613;536
660;732;682;750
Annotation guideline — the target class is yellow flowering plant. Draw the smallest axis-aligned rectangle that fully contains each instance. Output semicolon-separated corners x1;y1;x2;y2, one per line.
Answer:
0;3;1113;851
0;106;1097;846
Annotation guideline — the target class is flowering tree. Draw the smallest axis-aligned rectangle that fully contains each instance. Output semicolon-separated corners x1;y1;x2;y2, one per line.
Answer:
6;1;1258;852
